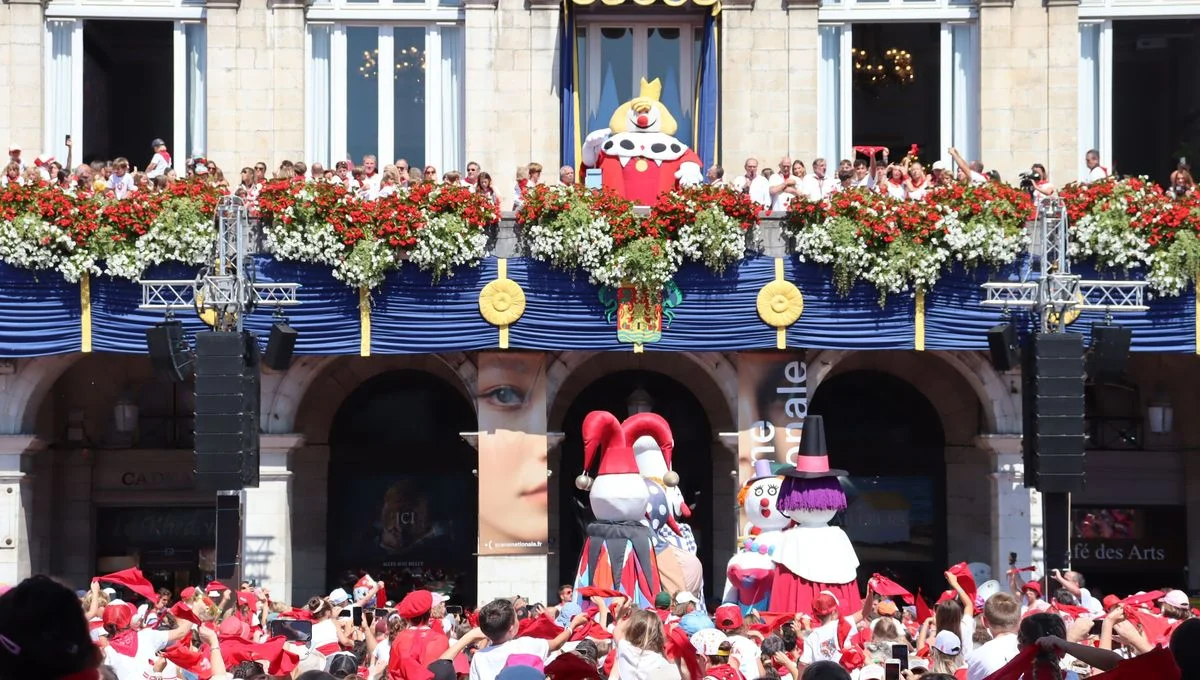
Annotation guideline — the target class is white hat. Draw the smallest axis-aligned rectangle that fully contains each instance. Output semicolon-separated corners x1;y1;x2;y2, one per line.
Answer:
931;160;948;172
1160;590;1189;609
329;588;351;605
194;164;209;175
675;592;700;606
7;143;19;152
932;630;962;656
689;629;728;656
101;587;117;596
432;592;448;606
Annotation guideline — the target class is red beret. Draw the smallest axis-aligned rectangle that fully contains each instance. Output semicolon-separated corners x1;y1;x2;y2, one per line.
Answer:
1022;581;1042;597
397;590;434;619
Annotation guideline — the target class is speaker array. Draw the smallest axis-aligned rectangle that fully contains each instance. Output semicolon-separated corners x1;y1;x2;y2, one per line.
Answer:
1021;332;1086;493
194;332;261;492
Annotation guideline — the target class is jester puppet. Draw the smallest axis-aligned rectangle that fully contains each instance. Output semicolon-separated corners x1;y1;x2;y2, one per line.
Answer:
768;414;863;617
626;413;705;608
573;411;662;608
581;77;705;205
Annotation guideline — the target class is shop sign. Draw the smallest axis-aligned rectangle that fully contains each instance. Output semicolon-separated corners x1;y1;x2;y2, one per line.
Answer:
96;507;216;551
1070;506;1186;569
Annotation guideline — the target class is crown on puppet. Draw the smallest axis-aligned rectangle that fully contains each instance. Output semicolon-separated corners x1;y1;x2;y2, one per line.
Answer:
609;78;679;136
638;78;663;102
623;412;679;488
576;411;640;491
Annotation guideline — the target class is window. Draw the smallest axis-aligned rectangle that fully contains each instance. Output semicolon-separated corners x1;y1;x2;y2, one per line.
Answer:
138;379;195;449
575;23;702;148
308;23;463;173
818;21;977;167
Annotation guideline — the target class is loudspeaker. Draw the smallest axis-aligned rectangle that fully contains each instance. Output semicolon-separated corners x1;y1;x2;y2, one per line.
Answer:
1022;332;1086;494
146;322;193;382
263;322;298;371
214;491;242;581
987;324;1019;372
194;332;261;492
1087;324;1131;380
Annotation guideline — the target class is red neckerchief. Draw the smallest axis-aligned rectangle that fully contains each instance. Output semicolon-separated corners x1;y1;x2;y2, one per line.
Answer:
108;629;139;656
911;177;927;188
888;177;904;186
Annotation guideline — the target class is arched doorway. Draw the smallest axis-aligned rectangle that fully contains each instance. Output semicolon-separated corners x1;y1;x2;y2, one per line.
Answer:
810;370;947;595
328;370;478;604
558;371;716;598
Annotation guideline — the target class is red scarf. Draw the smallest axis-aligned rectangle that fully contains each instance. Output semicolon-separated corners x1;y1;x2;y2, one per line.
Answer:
107;630;139;657
980;645;1058;680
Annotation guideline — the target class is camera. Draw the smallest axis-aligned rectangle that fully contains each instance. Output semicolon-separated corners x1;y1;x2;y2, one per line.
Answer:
1018;170;1041;193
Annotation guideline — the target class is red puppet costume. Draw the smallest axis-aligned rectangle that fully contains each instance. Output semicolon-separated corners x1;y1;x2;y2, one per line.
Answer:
572;411;662;609
580;78;704;206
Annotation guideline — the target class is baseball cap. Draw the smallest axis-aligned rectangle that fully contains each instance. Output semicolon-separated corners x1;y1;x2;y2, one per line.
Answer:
151;138;166;148
812;593;838;617
931;160;948;172
432;592;449;607
689;629;728;656
329;587;351;605
675;592;700;606
932;630;962;656
714;604;743;631
1161;590;1189;609
876;601;898;616
654;592;672;609
7;143;19;153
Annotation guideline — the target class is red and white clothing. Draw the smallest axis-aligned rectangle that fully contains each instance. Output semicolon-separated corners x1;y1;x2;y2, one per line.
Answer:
311;618;343;656
769;174;801;213
103;628;171;680
89;616;106;642
146;150;173;179
882;179;907;200
907;178;930;201
732;174;771;208
109;173;136;199
1086;165;1109;183
583;131;702;206
470;637;550;680
797;617;855;666
802;174;837;201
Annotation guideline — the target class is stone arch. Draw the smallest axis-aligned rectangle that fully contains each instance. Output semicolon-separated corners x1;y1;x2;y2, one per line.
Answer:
1;355;88;435
807;349;1019;436
546;351;738;432
280;353;477;444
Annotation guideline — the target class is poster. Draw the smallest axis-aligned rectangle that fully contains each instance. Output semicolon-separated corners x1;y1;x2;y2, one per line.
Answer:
736;353;810;527
477;352;550;555
328;474;474;581
832;475;936;563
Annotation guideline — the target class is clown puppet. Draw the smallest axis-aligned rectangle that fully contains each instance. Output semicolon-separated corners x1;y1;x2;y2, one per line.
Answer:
768;415;862;617
624;412;705;608
723;459;791;613
573;411;662;608
580;78;705;206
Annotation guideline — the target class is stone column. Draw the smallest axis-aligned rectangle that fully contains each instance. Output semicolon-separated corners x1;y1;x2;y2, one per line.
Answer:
205;0;240;169
0;436;44;585
243;434;304;600
269;0;306;164
1045;0;1080;184
721;0;793;165
977;434;1041;578
784;0;819;164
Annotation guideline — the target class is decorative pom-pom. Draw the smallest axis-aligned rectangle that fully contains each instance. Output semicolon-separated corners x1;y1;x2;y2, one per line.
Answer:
575;474;593;491
663;470;680;487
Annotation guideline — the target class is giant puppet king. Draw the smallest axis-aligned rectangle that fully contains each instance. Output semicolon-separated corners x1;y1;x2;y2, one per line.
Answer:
580;78;705;206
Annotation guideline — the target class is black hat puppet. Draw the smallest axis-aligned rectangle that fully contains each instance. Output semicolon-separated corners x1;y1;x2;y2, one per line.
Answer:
776;415;849;516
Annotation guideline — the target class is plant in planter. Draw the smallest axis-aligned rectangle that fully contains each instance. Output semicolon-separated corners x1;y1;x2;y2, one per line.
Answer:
516;184;617;279
408;182;498;282
648;185;759;274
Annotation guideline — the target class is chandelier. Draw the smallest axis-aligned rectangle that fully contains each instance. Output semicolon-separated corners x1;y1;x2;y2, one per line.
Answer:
359;45;427;80
851;47;915;86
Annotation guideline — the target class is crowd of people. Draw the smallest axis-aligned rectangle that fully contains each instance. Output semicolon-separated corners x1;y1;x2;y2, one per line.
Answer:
0;562;1193;680
2;136;1138;217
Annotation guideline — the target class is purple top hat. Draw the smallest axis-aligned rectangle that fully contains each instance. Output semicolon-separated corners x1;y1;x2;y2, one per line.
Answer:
747;458;776;482
778;415;847;479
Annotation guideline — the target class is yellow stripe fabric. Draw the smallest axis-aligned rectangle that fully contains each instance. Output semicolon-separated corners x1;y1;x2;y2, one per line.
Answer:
359;287;371;357
80;272;92;353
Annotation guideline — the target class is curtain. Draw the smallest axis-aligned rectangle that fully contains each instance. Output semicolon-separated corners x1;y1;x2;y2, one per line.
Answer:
1078;23;1100;181
559;0;579;168
817;25;844;166
47;20;74;165
950;23;978;164
308;25;332;166
693;10;719;170
185;23;207;159
439;25;464;174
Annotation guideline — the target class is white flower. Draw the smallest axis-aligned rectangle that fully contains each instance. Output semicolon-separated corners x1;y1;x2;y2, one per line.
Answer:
408;213;488;281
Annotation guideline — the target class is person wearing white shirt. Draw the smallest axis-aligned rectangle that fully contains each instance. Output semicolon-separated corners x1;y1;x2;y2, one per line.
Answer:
948;147;987;185
1051;569;1104;617
361;154;382;192
146;138;172;179
798;593;855;669
851;155;877;189
731;158;771;209
1084;149;1109;183
801;158;836;201
108;158;136;199
769;157;803;213
965;593;1022;680
1030;163;1058;200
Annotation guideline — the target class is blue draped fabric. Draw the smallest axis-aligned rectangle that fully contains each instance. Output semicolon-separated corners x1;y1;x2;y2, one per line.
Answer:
249;260;361;355
789;259;916;350
559;0;580;170
693;9;720;170
1;256;1198;356
0;263;81;357
371;262;494;354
